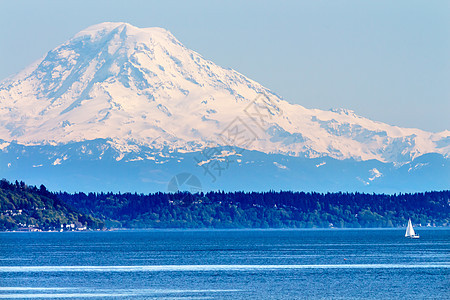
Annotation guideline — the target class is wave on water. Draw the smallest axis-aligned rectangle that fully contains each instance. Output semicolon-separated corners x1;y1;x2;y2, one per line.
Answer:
1;263;449;273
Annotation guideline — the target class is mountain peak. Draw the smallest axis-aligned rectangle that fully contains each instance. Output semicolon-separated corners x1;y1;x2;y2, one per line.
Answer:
73;22;176;44
0;23;448;163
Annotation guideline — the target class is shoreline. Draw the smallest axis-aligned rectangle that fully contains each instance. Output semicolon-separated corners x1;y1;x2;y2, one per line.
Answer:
1;226;449;233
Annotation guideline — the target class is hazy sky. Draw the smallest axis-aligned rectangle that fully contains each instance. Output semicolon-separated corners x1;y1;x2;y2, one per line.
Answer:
0;0;448;132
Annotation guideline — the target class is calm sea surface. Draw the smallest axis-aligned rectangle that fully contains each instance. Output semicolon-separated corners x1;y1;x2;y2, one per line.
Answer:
0;229;449;299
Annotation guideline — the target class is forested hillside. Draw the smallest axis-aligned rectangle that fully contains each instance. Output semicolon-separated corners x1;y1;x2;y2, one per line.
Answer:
0;179;103;231
57;190;450;229
2;176;448;231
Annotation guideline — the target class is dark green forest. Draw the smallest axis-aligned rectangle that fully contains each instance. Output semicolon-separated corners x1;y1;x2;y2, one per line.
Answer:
57;190;450;229
0;179;103;231
1;177;449;231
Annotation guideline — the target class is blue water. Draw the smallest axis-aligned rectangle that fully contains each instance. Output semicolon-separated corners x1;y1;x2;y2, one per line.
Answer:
0;229;449;299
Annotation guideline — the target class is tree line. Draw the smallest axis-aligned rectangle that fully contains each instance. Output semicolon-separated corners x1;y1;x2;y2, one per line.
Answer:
56;189;450;229
1;177;448;230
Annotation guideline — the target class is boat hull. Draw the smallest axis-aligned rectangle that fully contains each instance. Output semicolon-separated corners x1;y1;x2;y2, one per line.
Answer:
406;235;420;239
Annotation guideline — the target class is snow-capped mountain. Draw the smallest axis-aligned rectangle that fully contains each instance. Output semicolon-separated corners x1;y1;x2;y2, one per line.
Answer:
0;22;448;193
0;22;448;163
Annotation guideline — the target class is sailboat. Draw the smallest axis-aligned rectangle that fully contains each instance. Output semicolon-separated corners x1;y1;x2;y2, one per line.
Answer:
405;219;420;239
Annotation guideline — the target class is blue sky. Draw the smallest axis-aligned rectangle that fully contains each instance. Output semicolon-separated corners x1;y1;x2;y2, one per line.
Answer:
0;0;448;132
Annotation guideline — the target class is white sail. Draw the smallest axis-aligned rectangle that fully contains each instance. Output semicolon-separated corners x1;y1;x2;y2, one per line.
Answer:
405;219;416;237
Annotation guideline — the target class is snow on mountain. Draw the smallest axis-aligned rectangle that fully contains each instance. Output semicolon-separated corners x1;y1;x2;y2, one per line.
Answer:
0;22;448;163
